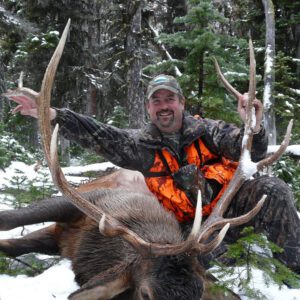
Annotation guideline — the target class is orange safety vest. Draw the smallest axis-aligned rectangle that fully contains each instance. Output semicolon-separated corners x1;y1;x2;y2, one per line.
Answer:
144;139;238;222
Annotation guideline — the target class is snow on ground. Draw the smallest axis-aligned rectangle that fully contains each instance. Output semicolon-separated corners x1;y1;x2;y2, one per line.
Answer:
63;161;116;175
240;269;299;300
0;161;117;190
0;259;78;300
0;161;299;300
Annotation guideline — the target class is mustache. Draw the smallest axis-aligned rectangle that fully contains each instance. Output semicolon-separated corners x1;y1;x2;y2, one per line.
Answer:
156;109;174;116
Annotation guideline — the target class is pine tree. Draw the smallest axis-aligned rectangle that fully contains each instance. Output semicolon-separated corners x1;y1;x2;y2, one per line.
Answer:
274;52;300;142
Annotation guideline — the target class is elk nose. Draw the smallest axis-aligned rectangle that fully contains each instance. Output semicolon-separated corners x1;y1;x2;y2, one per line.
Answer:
140;286;152;300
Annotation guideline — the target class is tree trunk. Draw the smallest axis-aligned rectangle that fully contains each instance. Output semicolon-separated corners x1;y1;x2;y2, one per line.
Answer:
60;136;70;166
295;24;300;86
29;119;39;149
86;85;98;117
0;58;6;121
197;51;204;115
262;0;276;145
126;0;145;128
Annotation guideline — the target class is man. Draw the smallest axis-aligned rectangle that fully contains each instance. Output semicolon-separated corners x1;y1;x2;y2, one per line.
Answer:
5;74;300;274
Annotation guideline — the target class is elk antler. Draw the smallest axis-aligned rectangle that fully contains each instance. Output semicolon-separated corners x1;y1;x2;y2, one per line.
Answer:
213;57;242;100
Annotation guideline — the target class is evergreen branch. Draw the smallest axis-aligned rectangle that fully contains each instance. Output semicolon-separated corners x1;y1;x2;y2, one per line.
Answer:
10;257;45;275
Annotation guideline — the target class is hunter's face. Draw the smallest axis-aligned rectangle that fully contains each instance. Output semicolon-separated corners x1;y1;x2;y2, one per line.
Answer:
146;89;185;133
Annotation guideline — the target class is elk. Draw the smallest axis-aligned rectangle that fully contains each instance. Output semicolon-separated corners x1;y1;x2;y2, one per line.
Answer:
1;19;292;300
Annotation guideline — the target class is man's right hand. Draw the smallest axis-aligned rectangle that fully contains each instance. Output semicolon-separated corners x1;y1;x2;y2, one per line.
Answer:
2;88;57;120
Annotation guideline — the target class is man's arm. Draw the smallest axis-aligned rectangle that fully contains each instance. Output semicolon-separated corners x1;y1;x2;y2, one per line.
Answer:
204;118;268;162
52;108;142;169
3;91;142;170
203;93;267;162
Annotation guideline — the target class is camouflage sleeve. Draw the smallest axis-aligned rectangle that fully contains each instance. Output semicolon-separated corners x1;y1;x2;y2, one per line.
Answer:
52;108;142;169
204;118;268;162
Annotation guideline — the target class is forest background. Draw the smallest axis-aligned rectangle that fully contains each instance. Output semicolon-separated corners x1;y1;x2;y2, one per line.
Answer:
1;0;300;208
0;0;299;298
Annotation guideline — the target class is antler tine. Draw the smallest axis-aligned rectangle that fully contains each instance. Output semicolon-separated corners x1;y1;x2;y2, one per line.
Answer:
50;124;104;221
213;57;242;100
257;119;293;170
36;20;104;222
37;19;71;165
248;38;256;106
189;190;203;239
197;223;230;253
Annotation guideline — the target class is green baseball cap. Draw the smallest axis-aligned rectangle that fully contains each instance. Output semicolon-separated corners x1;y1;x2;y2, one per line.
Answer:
147;74;183;99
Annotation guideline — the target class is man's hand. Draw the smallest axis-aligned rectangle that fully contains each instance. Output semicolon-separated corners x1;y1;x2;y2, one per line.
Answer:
238;92;263;133
2;88;57;120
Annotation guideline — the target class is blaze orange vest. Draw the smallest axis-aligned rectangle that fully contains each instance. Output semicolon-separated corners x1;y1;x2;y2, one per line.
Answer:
144;139;238;222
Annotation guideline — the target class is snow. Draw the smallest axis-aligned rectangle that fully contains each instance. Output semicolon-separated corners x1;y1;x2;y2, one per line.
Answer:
49;31;59;36
240;149;258;178
285;101;294;109
0;260;78;300
268;145;300;156
63;162;116;175
244;269;299;300
224;71;247;77
290;88;300;96
0;161;48;189
0;161;117;190
263;45;274;110
263;82;272;109
211;266;300;300
0;161;299;299
149;23;182;76
264;44;273;74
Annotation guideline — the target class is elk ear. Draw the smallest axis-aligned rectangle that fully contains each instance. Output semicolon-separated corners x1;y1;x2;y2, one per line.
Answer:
69;267;131;300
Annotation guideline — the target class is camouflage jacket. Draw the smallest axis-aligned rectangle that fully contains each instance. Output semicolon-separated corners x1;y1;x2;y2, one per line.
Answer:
53;108;268;173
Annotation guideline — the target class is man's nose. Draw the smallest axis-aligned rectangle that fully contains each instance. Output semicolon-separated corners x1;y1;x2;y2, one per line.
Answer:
160;101;168;110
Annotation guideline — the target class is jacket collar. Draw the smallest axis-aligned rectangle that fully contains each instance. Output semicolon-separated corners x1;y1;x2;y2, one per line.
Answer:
138;112;206;149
